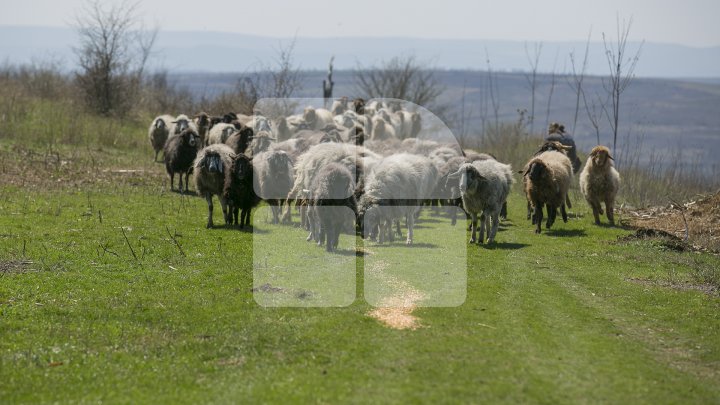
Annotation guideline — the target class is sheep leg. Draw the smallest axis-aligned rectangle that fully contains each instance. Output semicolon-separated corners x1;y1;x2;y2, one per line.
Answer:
546;204;556;229
406;213;414;245
395;219;402;238
534;204;543;234
527;201;532;221
561;203;568;223
184;172;190;194
469;213;478;243
605;199;615;226
591;200;602;225
205;194;214;229
177;173;184;193
565;194;572;209
488;211;499;243
478;213;486;244
325;227;334;252
154;150;159;162
169;173;175;191
281;197;293;224
500;202;508;220
220;195;230;226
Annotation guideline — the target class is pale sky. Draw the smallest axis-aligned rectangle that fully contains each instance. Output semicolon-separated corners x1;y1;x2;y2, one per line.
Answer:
1;0;719;47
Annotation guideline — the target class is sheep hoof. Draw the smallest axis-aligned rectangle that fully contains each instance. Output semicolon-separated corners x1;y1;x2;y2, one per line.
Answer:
206;223;213;229
469;238;476;244
535;229;541;234
406;239;413;245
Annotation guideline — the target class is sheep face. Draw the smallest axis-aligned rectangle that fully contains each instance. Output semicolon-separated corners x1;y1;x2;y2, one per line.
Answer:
231;155;253;182
173;118;190;134
182;130;200;149
255;116;272;133
590;146;613;167
458;165;484;195
202;152;225;174
303;107;317;124
154;118;167;130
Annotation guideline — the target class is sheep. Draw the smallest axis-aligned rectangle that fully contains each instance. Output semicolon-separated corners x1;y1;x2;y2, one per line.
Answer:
223;153;261;228
331;97;349;115
447;159;512;244
308;162;357;252
396;110;422;139
169;114;197;137
163;128;201;193
580;145;621;225
523;140;575;219
522;150;573;234
224;124;254;155
193;112;211;146
270;138;310;163
282;142;369;225
358;153;438;245
353;98;366;115
148;114;173;162
546;122;583;173
248;130;276;156
208;121;242;145
303;106;334;130
193;144;235;228
370;116;396;141
253;149;295;224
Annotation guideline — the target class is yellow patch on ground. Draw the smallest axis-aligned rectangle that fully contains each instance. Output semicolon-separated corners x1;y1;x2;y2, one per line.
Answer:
365;260;425;330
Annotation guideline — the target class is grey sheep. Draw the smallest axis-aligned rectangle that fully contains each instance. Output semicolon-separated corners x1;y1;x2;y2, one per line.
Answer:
447;159;512;244
308;162;357;252
148;114;173;162
164;129;201;193
253;149;295;224
193;144;236;228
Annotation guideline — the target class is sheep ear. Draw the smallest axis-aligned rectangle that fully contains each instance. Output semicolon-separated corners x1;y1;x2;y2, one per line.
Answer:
608;154;614;160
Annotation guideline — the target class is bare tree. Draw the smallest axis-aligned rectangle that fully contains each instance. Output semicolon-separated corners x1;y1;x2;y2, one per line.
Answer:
323;56;335;108
567;29;592;134
544;50;560;130
582;87;609;145
73;0;157;116
602;15;643;154
355;55;444;109
524;42;542;134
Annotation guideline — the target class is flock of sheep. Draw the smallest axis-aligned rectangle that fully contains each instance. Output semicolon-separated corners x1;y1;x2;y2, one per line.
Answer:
148;98;620;251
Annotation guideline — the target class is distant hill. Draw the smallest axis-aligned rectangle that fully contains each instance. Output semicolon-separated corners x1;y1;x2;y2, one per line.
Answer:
168;69;720;170
1;25;720;78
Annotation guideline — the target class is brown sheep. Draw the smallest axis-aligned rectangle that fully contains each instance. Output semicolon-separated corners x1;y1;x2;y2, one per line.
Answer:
522;151;573;234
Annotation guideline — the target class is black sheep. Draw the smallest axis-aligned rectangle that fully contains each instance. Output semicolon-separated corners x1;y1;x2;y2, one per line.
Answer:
164;129;200;193
223;153;261;228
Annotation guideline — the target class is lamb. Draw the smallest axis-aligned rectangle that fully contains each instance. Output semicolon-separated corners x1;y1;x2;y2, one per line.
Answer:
580;145;620;225
148;114;173;162
193;144;235;228
522;150;573;234
303;106;334;130
163;128;201;193
447;159;512;244
253;149;295;224
223;153;261;228
358;153;438;245
308;162;357;252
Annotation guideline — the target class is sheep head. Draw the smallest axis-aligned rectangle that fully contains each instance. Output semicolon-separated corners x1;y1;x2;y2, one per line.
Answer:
523;159;548;183
201;152;225;174
172;118;190;133
194;112;210;127
589;145;613;167
303;107;317;124
353;98;366;115
154;118;166;130
180;129;200;148
448;163;484;194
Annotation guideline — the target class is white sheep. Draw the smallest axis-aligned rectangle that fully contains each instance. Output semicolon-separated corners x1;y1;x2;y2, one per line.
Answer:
207;123;239;145
168;114;198;137
447;159;512;244
303;106;334;130
580;145;621;225
359;153;438;245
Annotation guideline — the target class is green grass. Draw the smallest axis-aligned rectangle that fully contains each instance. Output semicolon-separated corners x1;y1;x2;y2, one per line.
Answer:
1;159;719;403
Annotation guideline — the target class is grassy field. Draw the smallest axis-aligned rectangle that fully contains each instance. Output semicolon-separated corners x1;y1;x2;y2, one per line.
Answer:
1;139;719;403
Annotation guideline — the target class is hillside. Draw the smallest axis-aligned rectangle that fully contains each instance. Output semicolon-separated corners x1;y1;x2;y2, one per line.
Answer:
168;70;720;169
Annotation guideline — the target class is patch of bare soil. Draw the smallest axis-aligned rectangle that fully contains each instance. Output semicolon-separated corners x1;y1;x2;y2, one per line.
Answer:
0;260;34;274
0;145;164;190
626;277;718;297
621;191;720;253
365;260;424;330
